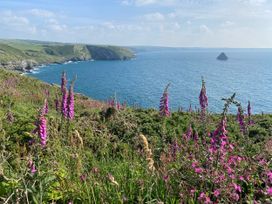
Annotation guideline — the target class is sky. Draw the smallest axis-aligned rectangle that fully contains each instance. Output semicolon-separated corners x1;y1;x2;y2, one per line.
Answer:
0;0;272;47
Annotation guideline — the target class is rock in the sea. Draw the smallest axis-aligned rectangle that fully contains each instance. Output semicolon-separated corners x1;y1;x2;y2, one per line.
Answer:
217;52;228;61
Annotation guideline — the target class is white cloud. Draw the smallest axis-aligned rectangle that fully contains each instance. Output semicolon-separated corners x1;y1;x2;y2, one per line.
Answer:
199;24;212;34
121;0;178;6
241;0;267;6
28;9;55;18
221;21;235;27
143;12;165;21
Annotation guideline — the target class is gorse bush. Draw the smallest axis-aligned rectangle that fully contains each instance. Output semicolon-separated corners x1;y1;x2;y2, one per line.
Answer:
0;69;271;203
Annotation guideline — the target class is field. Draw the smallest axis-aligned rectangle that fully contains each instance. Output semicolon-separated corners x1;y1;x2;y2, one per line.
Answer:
0;68;271;203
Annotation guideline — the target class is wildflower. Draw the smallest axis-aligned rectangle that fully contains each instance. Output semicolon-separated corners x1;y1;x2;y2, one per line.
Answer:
80;174;87;182
247;101;253;125
195;167;204;174
159;83;170;117
230;192;240;201
198;192;212;204
190;189;196;196
213;189;220;197
67;82;75;120
61;71;67;93
139;134;156;171
267;187;272;196
39;115;47;148
210;116;228;153
28;160;37;174
184;124;193;140
61;87;68;118
267;171;272;183
237;106;246;133
233;183;242;193
163;175;169;182
199;77;208;116
41;98;48;115
169;139;179;160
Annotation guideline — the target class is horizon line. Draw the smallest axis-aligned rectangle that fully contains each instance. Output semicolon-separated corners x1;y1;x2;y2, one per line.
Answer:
1;38;272;49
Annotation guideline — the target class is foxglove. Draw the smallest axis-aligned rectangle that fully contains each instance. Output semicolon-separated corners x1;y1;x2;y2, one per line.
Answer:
199;77;208;115
67;83;75;120
159;84;170;117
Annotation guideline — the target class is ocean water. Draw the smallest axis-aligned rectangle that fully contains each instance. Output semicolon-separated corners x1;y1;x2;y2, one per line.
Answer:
28;47;272;113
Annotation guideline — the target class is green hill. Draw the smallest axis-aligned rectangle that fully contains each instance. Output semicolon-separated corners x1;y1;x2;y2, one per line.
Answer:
0;68;271;203
0;39;134;71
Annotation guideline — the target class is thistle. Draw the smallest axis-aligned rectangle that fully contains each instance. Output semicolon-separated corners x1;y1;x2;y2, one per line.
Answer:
139;134;155;172
67;82;75;120
159;83;170;117
199;77;208;116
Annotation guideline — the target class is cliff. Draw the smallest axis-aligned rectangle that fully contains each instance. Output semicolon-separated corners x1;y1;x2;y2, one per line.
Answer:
0;39;134;71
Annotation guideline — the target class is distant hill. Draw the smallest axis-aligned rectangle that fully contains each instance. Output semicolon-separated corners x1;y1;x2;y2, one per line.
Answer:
0;39;134;71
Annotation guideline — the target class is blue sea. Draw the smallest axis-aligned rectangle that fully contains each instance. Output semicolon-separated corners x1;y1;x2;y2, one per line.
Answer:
28;47;272;113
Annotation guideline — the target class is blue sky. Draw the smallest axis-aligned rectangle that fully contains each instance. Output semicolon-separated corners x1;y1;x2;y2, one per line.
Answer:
0;0;272;47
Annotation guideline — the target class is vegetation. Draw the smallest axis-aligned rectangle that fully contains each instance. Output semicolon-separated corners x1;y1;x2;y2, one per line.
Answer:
0;68;271;203
0;39;134;71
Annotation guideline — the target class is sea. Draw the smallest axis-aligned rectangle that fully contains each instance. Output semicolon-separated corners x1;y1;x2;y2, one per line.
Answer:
28;47;272;113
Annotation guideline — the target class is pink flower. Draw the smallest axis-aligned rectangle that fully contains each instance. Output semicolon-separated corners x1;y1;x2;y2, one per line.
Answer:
163;175;169;182
198;192;212;204
190;189;196;196
80;174;87;182
67;83;75;120
233;183;242;193
28;160;37;174
159;84;170;117
231;192;240;201
61;71;67;93
267;171;272;183
61;88;68;118
213;189;220;197
199;77;208;115
237;106;246;133
39;116;47;148
267;187;272;196
195;167;204;174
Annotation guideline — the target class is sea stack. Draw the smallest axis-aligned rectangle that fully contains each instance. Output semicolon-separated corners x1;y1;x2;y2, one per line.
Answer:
217;52;228;61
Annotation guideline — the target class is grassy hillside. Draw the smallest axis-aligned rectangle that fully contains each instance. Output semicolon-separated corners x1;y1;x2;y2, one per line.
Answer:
0;39;134;71
0;68;271;203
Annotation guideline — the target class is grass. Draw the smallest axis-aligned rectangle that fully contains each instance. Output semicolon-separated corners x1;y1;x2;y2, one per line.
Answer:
0;39;134;69
0;68;271;203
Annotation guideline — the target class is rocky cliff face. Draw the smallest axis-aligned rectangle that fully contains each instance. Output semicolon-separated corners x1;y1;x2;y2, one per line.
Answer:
0;40;134;72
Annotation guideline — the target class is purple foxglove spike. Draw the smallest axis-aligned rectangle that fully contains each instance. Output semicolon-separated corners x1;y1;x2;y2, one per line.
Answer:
38;115;47;148
237;107;246;133
67;83;75;120
62;88;68;118
247;101;254;125
61;71;67;93
159;83;170;117
199;77;208;115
